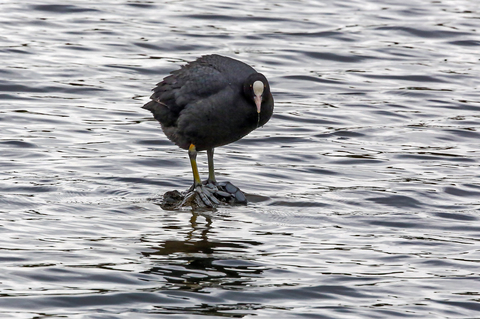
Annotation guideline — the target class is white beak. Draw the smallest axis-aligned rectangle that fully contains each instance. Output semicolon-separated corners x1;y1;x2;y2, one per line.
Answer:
254;94;262;113
252;80;264;113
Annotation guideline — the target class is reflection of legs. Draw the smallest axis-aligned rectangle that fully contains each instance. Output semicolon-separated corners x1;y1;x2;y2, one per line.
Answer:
188;212;213;240
207;148;216;184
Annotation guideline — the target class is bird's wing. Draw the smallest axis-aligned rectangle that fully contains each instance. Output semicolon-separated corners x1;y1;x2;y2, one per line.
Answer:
150;58;229;115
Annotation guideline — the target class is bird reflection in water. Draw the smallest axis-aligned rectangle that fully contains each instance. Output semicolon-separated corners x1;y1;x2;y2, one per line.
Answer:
141;212;266;293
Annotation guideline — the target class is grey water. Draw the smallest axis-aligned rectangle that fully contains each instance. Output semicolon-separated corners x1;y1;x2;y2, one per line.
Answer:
1;0;480;318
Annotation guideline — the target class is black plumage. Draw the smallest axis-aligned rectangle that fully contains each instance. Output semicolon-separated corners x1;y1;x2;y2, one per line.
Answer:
143;54;273;151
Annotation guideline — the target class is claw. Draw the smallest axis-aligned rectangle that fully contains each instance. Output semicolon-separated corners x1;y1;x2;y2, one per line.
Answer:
197;184;220;206
177;185;220;208
196;186;211;206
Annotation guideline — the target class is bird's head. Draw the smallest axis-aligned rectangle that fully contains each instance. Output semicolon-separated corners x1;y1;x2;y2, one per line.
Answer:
244;73;271;115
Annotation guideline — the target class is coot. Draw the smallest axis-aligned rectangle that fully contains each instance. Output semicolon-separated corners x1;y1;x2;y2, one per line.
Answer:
143;54;274;207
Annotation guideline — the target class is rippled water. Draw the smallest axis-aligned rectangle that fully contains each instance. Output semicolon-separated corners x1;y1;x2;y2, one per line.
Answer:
1;0;480;318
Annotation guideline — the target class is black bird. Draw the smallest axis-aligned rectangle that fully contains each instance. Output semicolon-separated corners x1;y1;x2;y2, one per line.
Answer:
143;54;274;207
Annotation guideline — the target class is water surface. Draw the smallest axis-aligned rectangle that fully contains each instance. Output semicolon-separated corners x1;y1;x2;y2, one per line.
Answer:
1;0;480;318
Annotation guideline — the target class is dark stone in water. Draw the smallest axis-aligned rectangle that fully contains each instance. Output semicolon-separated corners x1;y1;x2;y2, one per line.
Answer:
161;181;247;210
160;190;184;210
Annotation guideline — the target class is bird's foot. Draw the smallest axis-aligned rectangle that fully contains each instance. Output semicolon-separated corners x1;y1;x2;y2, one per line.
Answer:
161;181;247;209
210;181;247;205
184;184;221;208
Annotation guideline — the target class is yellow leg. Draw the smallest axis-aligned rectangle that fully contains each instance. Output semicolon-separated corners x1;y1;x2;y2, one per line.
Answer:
188;144;202;186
